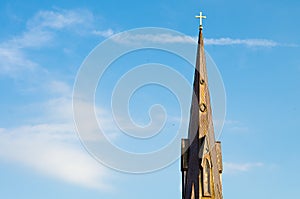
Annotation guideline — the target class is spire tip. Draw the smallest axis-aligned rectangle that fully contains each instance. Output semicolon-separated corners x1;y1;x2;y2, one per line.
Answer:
196;11;206;29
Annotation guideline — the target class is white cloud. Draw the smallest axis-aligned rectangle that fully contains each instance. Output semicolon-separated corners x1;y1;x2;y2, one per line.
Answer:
205;38;279;47
9;29;54;49
112;33;195;44
2;9;92;50
0;125;110;190
111;32;294;47
224;162;264;174
35;82;116;141
0;8;110;77
27;9;93;30
0;8;120;189
92;29;115;37
0;47;37;76
0;99;115;190
0;80;117;190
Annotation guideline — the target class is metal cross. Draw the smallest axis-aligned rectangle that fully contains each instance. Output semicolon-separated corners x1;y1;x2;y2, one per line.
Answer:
195;12;207;27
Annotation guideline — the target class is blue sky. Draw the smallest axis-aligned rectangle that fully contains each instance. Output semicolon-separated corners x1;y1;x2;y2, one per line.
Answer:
0;0;300;199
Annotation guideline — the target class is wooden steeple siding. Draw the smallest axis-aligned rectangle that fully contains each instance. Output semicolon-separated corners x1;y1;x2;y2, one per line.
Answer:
181;20;223;199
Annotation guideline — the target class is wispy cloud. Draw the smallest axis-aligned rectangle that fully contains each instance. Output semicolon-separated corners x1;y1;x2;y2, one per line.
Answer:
0;81;114;190
112;33;195;44
111;32;296;47
0;8;122;190
6;9;93;49
27;9;93;30
0;125;110;190
0;47;37;76
9;29;54;49
205;38;280;47
92;29;115;37
224;162;264;174
0;8;113;78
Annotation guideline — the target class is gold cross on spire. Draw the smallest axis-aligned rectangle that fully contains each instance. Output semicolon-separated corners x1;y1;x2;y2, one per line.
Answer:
195;12;207;28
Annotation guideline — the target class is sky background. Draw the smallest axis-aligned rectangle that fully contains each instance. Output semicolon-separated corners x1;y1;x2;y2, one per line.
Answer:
0;0;300;199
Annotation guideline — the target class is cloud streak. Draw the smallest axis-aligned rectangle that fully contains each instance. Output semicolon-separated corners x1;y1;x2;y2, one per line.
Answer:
27;9;93;30
205;38;279;47
112;33;195;44
92;29;115;37
111;32;295;47
0;47;37;76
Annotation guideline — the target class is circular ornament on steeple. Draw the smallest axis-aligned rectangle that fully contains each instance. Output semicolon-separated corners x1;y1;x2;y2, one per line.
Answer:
200;103;207;112
200;79;205;85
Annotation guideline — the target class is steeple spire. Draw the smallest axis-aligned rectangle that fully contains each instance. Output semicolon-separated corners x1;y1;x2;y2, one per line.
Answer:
181;12;223;199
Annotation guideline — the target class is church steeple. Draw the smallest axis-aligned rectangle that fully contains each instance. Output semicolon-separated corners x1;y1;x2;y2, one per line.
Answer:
181;12;223;199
